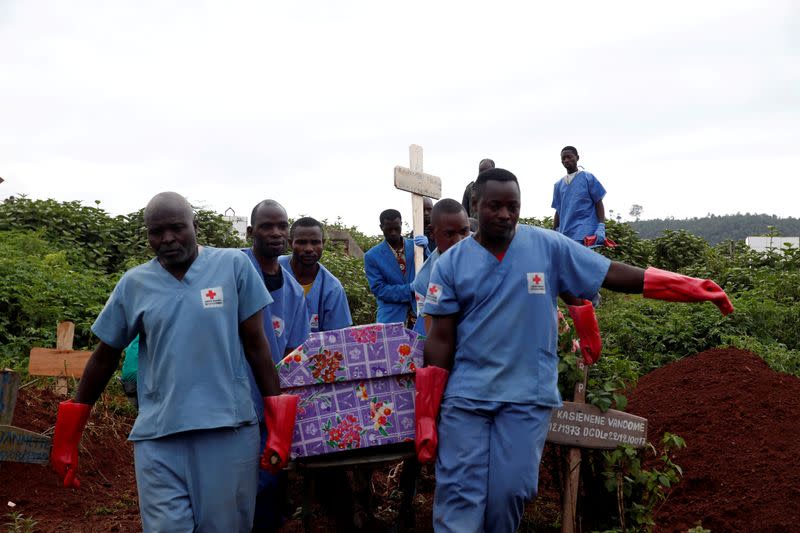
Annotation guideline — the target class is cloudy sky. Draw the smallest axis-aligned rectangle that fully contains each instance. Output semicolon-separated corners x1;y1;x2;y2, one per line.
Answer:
1;1;798;235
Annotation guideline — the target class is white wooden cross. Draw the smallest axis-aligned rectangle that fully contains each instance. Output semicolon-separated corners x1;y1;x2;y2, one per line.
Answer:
393;145;442;274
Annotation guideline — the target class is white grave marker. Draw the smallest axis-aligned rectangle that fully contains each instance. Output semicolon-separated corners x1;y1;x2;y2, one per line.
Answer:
393;145;442;273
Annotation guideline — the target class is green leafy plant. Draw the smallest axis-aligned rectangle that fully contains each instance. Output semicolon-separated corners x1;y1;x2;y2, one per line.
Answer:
4;512;38;533
602;432;686;532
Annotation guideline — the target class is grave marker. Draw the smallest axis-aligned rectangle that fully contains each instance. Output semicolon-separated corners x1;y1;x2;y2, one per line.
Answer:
0;369;52;465
393;145;442;273
29;321;92;396
550;359;648;533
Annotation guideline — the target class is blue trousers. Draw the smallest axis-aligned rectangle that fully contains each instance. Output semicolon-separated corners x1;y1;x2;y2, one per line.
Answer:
133;424;260;533
253;423;287;532
433;397;553;533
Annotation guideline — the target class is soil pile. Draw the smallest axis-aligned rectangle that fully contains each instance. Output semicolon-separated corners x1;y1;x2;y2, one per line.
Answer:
627;347;800;533
0;387;140;532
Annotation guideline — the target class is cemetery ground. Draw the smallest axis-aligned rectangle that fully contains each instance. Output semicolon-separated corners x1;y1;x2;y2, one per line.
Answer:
3;346;799;532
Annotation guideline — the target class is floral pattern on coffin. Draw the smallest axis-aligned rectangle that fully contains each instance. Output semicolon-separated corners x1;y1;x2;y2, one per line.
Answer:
277;322;423;458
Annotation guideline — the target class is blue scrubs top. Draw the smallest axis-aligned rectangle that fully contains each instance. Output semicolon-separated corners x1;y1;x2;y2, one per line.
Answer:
92;247;271;441
411;248;441;335
423;225;610;406
551;171;606;242
242;249;310;361
278;255;353;332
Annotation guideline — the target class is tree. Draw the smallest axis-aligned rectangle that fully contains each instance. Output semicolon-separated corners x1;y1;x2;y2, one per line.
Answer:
629;204;643;221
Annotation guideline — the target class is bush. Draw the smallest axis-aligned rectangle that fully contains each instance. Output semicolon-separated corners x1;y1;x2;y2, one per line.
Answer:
0;230;117;369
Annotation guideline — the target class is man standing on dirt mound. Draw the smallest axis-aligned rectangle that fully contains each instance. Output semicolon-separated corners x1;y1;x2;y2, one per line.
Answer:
49;192;298;533
415;168;734;533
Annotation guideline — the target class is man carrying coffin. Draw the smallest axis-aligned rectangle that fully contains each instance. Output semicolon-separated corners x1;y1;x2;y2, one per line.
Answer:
416;169;734;532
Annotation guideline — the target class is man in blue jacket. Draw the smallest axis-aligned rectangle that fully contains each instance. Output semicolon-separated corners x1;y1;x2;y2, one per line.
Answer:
364;209;417;326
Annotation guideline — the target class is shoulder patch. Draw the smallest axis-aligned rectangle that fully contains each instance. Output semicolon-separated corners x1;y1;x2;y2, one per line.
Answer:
425;283;442;305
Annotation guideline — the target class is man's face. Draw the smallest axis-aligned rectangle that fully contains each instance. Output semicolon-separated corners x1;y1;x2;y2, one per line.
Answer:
147;211;198;267
476;180;520;241
561;150;579;173
423;198;433;229
291;225;324;267
432;211;470;253
380;217;403;248
248;205;289;258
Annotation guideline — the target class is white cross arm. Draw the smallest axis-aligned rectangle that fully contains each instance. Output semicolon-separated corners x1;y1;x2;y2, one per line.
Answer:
393;166;442;199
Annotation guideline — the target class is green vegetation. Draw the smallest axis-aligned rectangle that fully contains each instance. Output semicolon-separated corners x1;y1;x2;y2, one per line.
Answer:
602;433;686;532
630;212;800;244
3;512;38;533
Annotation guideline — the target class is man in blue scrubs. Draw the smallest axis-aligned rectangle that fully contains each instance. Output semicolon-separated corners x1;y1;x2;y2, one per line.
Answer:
364;209;417;326
278;217;352;332
416;169;734;532
244;199;311;532
50;192;296;532
411;199;470;336
552;146;607;245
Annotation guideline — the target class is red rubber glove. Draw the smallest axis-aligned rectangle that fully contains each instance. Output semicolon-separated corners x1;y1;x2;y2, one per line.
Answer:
643;267;734;316
414;365;449;464
584;235;618;248
261;395;299;474
567;301;603;365
51;400;92;489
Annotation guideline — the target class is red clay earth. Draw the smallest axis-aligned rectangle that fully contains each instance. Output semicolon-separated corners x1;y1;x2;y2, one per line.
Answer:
0;387;140;532
626;347;800;533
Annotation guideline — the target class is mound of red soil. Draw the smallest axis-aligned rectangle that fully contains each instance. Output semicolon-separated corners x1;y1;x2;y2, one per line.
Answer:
0;387;140;532
627;348;800;533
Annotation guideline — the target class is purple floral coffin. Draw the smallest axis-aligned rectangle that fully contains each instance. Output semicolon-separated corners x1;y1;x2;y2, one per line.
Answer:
277;322;423;458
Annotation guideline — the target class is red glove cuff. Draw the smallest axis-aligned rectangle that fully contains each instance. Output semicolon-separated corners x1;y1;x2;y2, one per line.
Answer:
567;301;603;365
262;395;298;473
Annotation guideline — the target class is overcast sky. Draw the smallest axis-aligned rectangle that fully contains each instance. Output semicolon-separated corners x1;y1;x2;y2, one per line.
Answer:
1;1;798;235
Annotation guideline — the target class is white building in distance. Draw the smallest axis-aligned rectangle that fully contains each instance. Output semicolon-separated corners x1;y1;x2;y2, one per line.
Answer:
745;236;799;254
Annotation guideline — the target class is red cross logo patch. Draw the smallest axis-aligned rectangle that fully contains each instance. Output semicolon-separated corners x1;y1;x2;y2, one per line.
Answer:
425;283;442;305
201;286;224;308
527;272;546;295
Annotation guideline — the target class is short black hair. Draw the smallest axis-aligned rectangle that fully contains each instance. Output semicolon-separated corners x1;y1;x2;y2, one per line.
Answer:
379;209;402;225
250;199;285;225
561;146;578;156
472;168;520;203
290;217;325;240
431;198;466;225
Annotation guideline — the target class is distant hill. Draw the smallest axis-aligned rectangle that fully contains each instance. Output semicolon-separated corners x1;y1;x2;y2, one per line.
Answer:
629;214;800;244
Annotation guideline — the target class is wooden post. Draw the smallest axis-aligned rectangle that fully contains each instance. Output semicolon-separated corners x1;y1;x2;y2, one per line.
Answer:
561;361;588;533
393;145;443;274
55;321;74;396
0;369;20;426
409;145;425;274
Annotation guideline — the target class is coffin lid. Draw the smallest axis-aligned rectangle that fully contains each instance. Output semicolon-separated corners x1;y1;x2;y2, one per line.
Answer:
277;323;423;389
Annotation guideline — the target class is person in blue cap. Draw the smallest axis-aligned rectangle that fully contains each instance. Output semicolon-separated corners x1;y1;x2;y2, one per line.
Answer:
50;192;297;533
278;217;352;332
416;169;733;533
